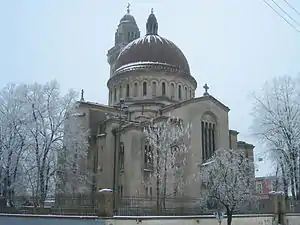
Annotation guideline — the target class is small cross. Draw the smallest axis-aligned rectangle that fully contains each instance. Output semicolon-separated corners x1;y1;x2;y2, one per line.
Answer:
203;83;209;96
80;89;85;101
151;8;154;14
127;3;131;14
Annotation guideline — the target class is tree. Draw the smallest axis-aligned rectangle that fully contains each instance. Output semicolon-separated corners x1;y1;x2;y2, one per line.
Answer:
252;75;300;200
0;84;28;205
199;148;255;225
143;117;191;212
56;109;90;196
0;80;90;207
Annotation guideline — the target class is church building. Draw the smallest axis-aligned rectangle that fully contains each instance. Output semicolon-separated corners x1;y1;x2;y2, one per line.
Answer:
74;7;254;199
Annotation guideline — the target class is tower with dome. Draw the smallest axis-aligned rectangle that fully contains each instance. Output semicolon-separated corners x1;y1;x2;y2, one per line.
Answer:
72;6;254;205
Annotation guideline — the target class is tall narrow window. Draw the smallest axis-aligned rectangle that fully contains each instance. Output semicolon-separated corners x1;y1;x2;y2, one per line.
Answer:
134;83;138;97
143;82;147;96
119;142;125;170
204;122;208;160
189;90;192;99
144;144;153;170
185;87;188;100
178;85;182;100
126;84;130;97
119;85;122;99
208;123;212;158
171;83;175;98
201;114;216;161
162;82;166;96
114;87;117;101
201;121;205;160
152;81;156;96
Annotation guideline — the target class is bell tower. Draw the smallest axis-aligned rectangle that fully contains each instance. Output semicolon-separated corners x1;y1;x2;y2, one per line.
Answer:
107;4;140;77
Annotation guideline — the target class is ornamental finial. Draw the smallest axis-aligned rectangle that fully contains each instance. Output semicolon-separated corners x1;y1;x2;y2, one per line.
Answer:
127;3;131;14
80;89;85;101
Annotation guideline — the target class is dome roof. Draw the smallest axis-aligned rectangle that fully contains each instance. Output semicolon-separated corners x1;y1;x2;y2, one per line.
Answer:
120;13;136;24
114;35;191;75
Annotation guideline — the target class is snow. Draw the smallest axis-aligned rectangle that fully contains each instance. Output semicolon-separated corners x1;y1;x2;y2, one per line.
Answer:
0;213;98;219
99;188;113;193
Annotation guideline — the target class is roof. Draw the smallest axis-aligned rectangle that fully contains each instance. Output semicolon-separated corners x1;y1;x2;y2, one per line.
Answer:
160;95;230;113
114;35;192;77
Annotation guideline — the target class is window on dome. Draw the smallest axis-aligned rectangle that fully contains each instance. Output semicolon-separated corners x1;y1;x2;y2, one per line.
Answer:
162;82;166;96
185;87;188;100
171;83;175;99
119;85;123;98
178;85;182;100
134;83;138;97
189;90;192;99
152;81;156;96
126;84;130;97
143;82;147;96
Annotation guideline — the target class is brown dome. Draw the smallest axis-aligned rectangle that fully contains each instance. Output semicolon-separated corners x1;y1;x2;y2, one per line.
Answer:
114;35;191;76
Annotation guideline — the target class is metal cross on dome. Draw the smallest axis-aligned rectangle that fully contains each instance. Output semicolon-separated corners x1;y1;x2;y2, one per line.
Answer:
203;83;209;96
127;3;131;13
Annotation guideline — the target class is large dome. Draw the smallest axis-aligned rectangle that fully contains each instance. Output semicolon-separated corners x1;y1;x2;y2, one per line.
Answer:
114;35;191;76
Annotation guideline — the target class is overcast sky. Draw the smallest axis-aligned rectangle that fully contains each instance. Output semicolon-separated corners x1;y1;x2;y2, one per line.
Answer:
1;0;300;176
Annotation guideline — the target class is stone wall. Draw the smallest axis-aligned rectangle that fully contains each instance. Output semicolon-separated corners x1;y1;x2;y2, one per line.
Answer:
285;213;300;225
111;215;274;225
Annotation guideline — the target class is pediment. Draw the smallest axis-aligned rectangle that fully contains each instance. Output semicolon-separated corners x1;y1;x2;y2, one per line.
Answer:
161;95;230;114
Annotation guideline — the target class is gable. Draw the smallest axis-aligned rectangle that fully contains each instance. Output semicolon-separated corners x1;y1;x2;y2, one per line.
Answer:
160;95;230;114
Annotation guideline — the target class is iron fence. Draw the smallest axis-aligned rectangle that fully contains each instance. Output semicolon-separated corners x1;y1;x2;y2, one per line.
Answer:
0;194;99;216
117;196;274;216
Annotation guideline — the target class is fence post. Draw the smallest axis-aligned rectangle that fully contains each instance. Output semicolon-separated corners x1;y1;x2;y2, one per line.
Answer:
0;196;5;212
98;189;113;217
269;191;286;225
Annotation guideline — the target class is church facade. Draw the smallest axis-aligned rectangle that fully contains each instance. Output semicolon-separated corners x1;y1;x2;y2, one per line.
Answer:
75;8;254;199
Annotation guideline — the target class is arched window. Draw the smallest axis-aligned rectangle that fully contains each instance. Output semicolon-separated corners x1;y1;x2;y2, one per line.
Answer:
185;87;188;100
189;89;192;99
119;142;125;170
114;87;117;101
143;82;147;96
171;83;175;99
152;81;156;96
178;85;182;100
162;82;166;96
134;83;138;97
201;113;216;161
126;84;130;97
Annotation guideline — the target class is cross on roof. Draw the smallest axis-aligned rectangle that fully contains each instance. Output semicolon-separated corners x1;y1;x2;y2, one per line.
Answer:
127;3;131;13
151;8;154;14
203;83;209;96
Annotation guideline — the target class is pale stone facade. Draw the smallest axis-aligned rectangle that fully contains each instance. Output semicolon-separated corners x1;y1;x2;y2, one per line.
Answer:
75;8;254;199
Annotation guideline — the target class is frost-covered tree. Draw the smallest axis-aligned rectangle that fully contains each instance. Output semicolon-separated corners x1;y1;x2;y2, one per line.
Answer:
252;75;300;200
56;110;90;196
0;80;90;206
199;148;255;225
0;84;28;204
143;117;191;212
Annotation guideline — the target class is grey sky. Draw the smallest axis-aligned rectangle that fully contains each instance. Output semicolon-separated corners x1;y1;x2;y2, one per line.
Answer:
1;0;300;176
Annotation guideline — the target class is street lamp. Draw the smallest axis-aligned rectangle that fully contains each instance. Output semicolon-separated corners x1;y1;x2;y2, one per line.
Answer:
112;98;128;215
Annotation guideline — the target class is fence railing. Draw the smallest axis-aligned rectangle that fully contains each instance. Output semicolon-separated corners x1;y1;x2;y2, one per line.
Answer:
117;196;274;216
2;195;299;216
